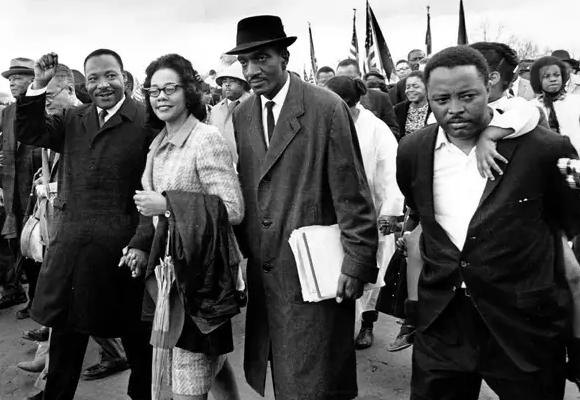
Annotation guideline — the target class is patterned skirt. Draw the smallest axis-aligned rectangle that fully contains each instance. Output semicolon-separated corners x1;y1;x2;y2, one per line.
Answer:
172;347;227;396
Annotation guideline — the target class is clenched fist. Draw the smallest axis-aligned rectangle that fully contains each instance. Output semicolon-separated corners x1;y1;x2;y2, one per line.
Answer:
33;52;59;89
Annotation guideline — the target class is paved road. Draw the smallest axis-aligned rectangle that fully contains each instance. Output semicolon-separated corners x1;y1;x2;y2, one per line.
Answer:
1;295;579;399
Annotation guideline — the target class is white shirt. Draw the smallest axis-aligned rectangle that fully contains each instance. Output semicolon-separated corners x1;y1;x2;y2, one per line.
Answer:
27;85;126;125
532;94;580;153
433;127;487;252
260;72;291;147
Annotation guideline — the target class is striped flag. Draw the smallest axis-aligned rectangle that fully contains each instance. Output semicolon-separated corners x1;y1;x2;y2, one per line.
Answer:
308;22;318;74
425;6;432;55
368;1;394;80
365;2;378;72
458;0;468;45
349;9;360;63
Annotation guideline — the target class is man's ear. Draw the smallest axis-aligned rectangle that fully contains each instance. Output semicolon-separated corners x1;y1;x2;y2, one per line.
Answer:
489;71;501;88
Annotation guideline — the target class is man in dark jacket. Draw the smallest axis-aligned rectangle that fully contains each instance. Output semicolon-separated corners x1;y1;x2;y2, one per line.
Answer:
336;58;400;138
398;45;580;400
0;57;38;312
16;50;154;400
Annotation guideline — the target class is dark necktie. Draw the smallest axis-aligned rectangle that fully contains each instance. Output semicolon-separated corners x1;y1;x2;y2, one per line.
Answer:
508;88;515;98
265;101;275;144
99;109;108;128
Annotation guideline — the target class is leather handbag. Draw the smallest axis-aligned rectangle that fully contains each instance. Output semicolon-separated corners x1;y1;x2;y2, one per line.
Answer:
20;149;51;263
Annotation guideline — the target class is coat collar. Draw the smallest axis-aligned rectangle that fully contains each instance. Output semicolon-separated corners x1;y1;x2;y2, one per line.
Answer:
259;72;305;180
79;96;139;146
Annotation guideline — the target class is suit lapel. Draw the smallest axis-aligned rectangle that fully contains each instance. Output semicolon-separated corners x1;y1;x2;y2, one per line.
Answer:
83;98;137;147
80;104;99;145
475;138;520;210
416;125;439;219
248;96;267;160
260;75;304;181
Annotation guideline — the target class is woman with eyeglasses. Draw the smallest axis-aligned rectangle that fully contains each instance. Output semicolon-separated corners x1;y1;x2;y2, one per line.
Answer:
136;53;243;400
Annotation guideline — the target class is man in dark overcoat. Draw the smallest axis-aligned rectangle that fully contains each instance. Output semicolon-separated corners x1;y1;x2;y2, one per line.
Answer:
228;16;379;400
15;50;154;400
397;45;580;400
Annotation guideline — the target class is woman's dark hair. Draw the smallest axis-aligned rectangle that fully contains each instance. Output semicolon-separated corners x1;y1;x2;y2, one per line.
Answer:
143;53;206;129
326;76;367;107
405;71;426;85
530;56;569;95
470;42;519;91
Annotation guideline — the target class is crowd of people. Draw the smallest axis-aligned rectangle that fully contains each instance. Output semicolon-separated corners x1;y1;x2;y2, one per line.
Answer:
0;12;580;400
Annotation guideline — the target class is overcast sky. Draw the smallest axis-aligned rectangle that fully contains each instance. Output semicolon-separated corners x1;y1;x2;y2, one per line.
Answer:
1;0;578;95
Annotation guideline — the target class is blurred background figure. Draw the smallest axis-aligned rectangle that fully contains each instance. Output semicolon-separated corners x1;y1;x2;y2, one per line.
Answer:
552;50;580;94
71;69;91;104
518;59;535;81
315;66;335;87
364;69;389;94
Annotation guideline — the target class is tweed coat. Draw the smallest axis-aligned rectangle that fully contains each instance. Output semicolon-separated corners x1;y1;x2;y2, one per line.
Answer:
15;93;156;337
232;72;379;400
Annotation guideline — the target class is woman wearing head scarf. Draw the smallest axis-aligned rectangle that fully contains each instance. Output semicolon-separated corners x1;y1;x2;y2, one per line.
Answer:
530;56;580;152
326;76;404;349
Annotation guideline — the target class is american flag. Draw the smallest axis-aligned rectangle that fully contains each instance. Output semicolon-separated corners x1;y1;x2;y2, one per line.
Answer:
349;9;359;62
365;1;379;72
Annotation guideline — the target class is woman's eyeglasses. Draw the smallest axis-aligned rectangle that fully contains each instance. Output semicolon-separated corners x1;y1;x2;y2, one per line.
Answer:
143;84;182;98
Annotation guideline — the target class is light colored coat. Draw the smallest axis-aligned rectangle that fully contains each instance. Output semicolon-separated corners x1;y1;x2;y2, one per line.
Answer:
208;92;251;164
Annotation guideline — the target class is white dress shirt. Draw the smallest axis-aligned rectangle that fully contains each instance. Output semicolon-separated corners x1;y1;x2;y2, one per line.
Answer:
433;128;487;252
260;72;291;147
27;85;126;125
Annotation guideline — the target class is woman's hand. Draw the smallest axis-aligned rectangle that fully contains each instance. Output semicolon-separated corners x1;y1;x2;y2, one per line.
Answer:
476;134;507;180
133;190;166;216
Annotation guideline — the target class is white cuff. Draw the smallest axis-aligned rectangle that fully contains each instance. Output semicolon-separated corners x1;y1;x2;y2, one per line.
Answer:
26;85;47;97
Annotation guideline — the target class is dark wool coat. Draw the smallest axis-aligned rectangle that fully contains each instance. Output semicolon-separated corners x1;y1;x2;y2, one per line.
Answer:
232;73;379;400
16;93;156;337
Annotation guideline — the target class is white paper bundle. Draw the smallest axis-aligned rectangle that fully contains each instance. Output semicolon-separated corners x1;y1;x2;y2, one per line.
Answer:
289;224;374;303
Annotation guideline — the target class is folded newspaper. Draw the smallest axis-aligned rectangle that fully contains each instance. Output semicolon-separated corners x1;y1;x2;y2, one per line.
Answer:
288;224;373;303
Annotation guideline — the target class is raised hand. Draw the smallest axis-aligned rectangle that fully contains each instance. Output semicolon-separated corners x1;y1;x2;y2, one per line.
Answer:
33;52;59;89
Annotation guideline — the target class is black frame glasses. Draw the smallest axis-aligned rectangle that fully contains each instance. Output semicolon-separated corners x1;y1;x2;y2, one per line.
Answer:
143;84;182;98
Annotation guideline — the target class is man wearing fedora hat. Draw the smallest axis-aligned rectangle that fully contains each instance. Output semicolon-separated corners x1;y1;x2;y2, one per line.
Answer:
552;50;580;95
0;57;39;312
228;15;378;400
209;61;251;165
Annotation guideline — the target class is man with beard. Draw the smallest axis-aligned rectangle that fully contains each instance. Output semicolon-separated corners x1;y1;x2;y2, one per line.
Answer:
397;45;580;400
0;57;39;313
15;50;154;400
228;15;378;400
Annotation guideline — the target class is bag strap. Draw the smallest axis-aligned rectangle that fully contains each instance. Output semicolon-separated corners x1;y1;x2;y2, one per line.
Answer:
41;149;49;187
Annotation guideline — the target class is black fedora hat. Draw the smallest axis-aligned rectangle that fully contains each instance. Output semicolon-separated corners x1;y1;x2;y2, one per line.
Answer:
226;15;297;55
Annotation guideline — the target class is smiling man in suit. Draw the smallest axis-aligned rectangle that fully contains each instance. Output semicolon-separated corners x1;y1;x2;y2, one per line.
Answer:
397;45;580;400
15;50;154;400
228;15;378;400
